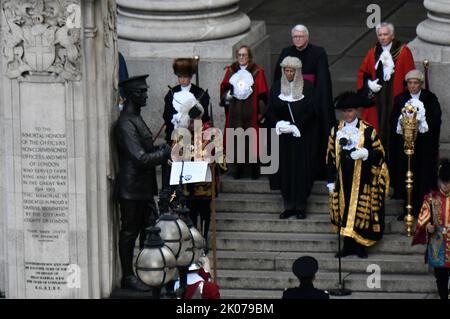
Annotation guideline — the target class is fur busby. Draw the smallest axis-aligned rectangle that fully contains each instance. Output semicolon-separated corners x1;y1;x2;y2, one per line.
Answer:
334;91;373;110
173;58;198;77
438;158;450;183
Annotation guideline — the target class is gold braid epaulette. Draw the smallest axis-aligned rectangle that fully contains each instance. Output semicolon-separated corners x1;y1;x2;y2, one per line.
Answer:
391;45;403;61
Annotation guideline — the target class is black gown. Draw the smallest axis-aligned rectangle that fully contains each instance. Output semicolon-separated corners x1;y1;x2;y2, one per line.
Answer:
267;80;315;211
389;89;442;216
274;44;335;181
326;119;388;247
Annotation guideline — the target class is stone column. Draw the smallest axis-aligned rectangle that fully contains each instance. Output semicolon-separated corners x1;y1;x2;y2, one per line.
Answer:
117;0;270;135
0;0;118;298
409;0;450;157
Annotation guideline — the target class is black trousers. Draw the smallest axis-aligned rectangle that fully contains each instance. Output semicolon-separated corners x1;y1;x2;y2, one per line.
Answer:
118;198;158;277
434;267;450;300
186;199;211;241
283;197;306;212
342;237;366;255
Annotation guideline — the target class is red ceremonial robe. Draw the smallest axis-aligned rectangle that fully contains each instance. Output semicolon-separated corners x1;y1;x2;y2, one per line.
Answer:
220;62;269;157
357;42;415;132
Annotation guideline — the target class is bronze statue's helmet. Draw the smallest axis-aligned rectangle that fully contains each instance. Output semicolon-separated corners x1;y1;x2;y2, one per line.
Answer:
119;74;149;98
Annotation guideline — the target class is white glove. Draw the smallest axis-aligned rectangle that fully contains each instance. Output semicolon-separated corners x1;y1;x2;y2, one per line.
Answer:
350;148;369;161
326;183;335;194
368;79;382;93
280;125;293;134
275;120;291;135
290;125;301;138
225;90;233;101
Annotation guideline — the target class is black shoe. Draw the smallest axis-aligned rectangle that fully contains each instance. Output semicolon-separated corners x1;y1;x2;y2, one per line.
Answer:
397;213;406;221
279;210;294;219
296;211;306;219
233;166;242;180
357;251;368;259
251;166;260;180
357;248;368;259
121;275;151;292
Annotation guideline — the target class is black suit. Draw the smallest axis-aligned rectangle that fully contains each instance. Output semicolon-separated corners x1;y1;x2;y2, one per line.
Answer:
282;283;329;299
114;103;170;277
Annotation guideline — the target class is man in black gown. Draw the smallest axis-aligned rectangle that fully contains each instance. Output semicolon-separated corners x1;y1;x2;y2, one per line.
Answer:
268;56;316;220
389;69;442;220
163;58;210;145
274;24;335;181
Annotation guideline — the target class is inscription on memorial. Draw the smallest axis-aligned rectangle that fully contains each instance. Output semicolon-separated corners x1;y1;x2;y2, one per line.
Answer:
21;127;68;231
20;82;71;297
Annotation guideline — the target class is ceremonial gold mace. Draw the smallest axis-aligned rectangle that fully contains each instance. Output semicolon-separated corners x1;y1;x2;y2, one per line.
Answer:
400;102;419;236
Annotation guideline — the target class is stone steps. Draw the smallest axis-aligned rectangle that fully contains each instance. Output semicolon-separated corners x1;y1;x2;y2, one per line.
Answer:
219;289;437;299
217;269;436;293
215;251;430;274
216;193;404;216
215;231;423;254
220;175;329;195
211;175;432;299
216;213;407;234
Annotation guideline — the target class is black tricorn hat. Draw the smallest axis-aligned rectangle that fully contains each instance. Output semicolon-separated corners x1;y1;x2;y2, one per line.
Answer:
119;74;149;96
292;256;318;280
334;91;373;110
173;58;198;77
438;158;450;183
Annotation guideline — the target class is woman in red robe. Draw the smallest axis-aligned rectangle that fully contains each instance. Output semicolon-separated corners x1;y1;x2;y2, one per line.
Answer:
220;45;269;179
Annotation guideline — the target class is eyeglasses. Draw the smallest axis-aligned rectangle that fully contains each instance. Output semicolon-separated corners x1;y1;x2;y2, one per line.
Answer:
292;35;306;39
237;53;248;57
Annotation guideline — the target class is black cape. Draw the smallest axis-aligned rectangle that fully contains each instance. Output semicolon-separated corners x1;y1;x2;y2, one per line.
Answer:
389;89;442;215
163;84;210;144
274;44;335;180
267;80;315;206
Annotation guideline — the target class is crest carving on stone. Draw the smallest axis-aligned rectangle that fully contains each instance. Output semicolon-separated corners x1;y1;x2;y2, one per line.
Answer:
1;0;82;81
103;0;117;48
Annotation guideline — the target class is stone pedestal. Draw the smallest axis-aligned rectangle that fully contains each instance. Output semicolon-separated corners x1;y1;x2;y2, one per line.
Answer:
117;0;270;135
409;0;450;157
0;0;118;298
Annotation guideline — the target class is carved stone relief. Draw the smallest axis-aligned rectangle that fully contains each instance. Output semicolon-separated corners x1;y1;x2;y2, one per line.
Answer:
1;0;81;81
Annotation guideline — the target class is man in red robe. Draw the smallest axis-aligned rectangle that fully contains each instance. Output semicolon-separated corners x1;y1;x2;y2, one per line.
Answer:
357;22;415;153
220;45;269;179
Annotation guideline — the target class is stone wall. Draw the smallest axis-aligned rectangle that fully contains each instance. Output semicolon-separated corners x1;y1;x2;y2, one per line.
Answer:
0;0;118;298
